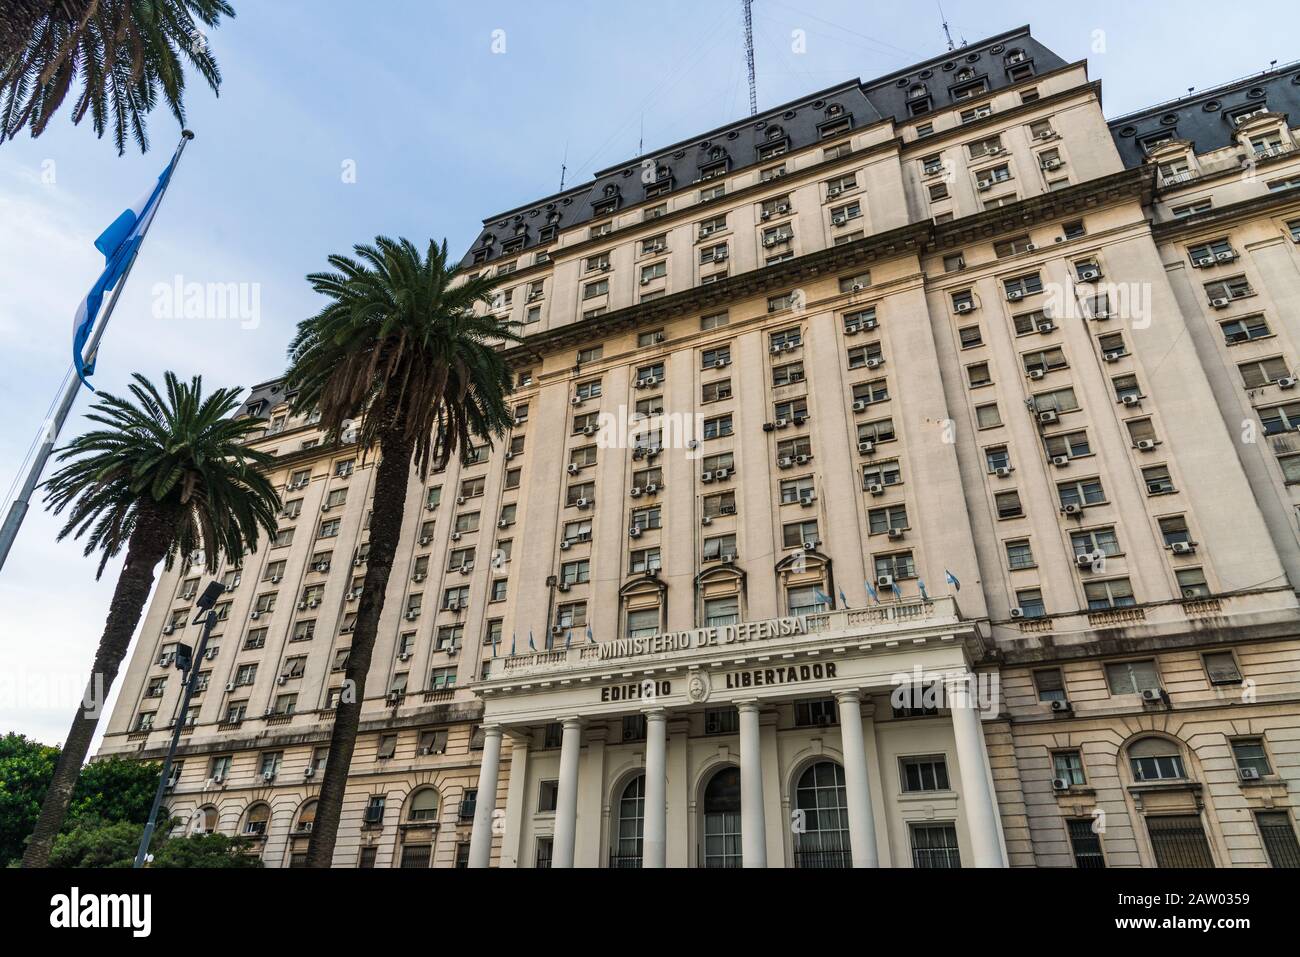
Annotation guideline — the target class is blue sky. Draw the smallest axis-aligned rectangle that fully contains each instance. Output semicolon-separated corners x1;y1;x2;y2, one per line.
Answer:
2;0;1298;745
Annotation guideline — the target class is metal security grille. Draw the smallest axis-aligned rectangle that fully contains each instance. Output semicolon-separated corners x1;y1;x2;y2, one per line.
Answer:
793;848;852;868
399;844;432;868
910;823;962;868
1146;815;1215;867
1067;819;1106;868
1257;812;1300;868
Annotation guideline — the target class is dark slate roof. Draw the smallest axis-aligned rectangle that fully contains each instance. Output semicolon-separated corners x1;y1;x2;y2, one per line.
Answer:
235;380;289;421
459;25;1068;269
1108;60;1300;168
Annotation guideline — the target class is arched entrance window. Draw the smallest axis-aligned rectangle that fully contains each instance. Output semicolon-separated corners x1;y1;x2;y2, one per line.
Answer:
792;761;851;868
612;775;644;868
295;800;317;834
407;788;440;823
242;802;270;837
193;806;218;835
702;766;742;868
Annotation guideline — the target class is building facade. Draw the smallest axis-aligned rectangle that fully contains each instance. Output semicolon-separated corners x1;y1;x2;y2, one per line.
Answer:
98;25;1300;868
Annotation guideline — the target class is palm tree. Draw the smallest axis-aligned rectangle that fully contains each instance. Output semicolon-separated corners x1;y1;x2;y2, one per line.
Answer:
0;0;235;154
21;372;279;867
285;236;519;867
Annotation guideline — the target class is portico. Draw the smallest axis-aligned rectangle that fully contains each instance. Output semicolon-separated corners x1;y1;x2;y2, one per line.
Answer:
467;598;1007;868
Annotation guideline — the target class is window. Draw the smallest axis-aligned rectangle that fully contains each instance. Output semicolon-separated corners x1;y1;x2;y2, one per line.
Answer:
1143;464;1176;495
1003;273;1043;299
995;490;1023;519
703;596;739;627
900;755;949;792
1057;478;1105;509
1034;668;1065;702
1022;347;1067;376
959;325;982;349
1203;651;1241;685
1005;539;1034;570
787;585;828;617
1015;588;1045;619
1128;738;1185;781
1085;578;1135;610
911;823;960;868
1220;314;1271;344
1106;659;1158;695
1205;275;1253;303
626;607;659;639
1239;356;1290;388
1068;819;1105;869
1053;751;1086;786
975;403;1002;430
967;363;992;388
1257;812;1300;868
1232;738;1271;777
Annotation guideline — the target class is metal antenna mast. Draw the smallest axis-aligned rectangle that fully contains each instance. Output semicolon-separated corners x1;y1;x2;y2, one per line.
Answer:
938;1;956;51
742;0;757;116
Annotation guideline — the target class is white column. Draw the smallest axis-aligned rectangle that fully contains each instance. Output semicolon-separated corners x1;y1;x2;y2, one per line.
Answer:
552;716;583;868
737;700;767;868
643;709;668;868
835;690;879;868
946;673;1005;868
468;725;503;868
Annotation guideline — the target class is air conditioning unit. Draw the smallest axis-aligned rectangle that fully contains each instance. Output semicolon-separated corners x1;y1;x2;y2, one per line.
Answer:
1038;410;1059;424
1239;767;1262;782
715;468;731;480
450;531;462;541
714;358;728;369
774;418;789;429
1061;503;1083;516
799;494;816;507
887;528;904;540
405;610;419;620
1049;699;1072;713
630;486;644;499
646;483;660;494
1051;777;1071;791
412;572;426;583
1211;297;1231;309
277;675;288;686
1038;322;1054;333
867;482;885;495
497;519;509;529
418;537;430;546
865;357;883;369
1009;607;1024;619
1278;376;1298;390
777;456;794;469
556;582;571;593
162;625;174;635
1052;455;1070;467
700;471;715;483
303;767;315;779
1035;129;1056;141
875;574;894;588
559;539;573;550
1028;369;1045;380
794;454;810;466
628;526;643;539
576;497;591;509
1136;439;1156;451
994;466;1013;478
1171;541;1195;555
955;301;974;313
212;774;225;785
832;215;847;226
459;563;472;575
1042;158;1062;171
582;425;597;436
1007;290;1024;301
270;575;282;584
1078;268;1101;282
977;179;992;191
1140;688;1165;704
297;601;308;610
1216;251;1236;262
1103;351;1123;363
225;682;236;692
1076;551;1100;569
250;611;261;620
701;515;713;527
852;400;867;412
858;440;875;455
1121;394;1141;407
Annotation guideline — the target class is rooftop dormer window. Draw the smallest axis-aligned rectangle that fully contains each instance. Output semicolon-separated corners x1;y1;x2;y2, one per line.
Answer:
1228;103;1267;127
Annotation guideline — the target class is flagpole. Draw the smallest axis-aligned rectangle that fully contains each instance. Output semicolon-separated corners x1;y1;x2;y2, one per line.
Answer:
0;130;194;575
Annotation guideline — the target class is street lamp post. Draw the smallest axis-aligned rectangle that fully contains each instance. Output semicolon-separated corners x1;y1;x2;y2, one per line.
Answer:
133;580;224;868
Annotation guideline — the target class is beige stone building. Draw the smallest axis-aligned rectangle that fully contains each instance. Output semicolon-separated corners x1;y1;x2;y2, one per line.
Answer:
98;26;1300;868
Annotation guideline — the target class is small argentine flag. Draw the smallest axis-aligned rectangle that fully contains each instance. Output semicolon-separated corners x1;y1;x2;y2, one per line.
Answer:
491;630;500;658
565;628;573;649
72;151;182;389
945;569;961;591
918;579;929;601
838;586;850;610
865;580;880;604
814;588;833;610
586;625;596;645
528;630;536;652
890;580;902;600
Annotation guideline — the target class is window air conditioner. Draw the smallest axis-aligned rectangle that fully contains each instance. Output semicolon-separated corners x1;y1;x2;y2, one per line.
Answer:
1038;322;1054;333
1078;268;1101;281
1103;350;1123;362
715;468;731;479
162;625;174;635
1028;369;1045;380
1171;541;1195;554
628;526;642;539
1140;688;1165;703
1136;439;1156;451
1211;298;1230;309
576;498;591;509
1121;394;1141;406
1049;699;1072;713
852;401;867;412
858;440;875;455
887;528;904;540
875;574;894;588
1051;778;1071;791
865;357;883;369
1037;410;1059;424
1076;552;1099;569
955;301;974;313
1278;376;1297;390
559;539;573;550
226;682;236;692
777;457;794;469
994;466;1013;478
701;471;715;483
450;531;462;541
714;358;728;368
1061;503;1083;515
1052;455;1070;467
1009;607;1024;619
1239;767;1262;782
701;515;712;527
867;482;885;495
1007;290;1024;301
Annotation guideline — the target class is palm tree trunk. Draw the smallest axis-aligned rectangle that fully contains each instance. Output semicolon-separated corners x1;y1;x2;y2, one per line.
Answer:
21;503;171;867
305;428;415;867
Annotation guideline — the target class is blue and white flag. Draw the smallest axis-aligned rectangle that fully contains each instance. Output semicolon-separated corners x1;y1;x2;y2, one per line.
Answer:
72;152;182;389
510;632;517;656
918;579;929;602
491;630;500;658
890;581;903;601
565;628;573;649
838;586;850;610
865;580;879;604
586;625;595;645
945;568;961;591
528;630;536;652
814;588;833;610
